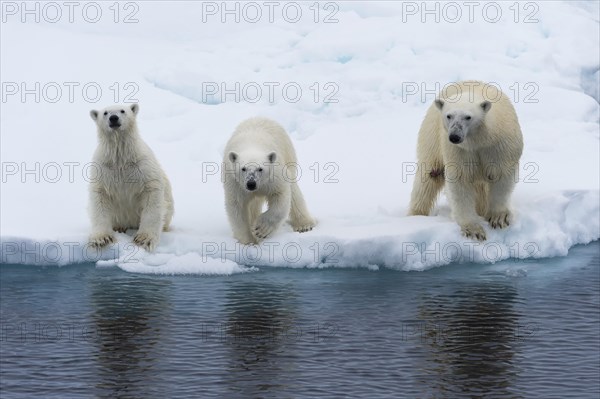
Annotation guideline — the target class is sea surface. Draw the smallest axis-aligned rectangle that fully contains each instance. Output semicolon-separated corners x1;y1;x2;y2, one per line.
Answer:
1;242;599;398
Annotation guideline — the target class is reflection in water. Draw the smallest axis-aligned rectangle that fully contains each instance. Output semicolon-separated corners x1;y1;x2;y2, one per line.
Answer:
223;281;297;397
1;243;598;398
417;283;520;398
89;273;171;398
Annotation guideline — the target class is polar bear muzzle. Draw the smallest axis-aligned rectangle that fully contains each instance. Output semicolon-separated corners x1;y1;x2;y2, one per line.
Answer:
108;114;121;129
246;179;257;191
447;119;467;144
449;132;463;144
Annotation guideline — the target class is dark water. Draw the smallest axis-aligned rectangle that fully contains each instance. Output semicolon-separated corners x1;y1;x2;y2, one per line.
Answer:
1;243;599;399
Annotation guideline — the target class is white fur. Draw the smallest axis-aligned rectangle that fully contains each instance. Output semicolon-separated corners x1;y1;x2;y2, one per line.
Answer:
408;81;523;241
222;117;316;244
88;104;174;251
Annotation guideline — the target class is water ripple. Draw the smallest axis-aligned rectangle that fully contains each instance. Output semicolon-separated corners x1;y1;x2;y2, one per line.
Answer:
1;243;598;398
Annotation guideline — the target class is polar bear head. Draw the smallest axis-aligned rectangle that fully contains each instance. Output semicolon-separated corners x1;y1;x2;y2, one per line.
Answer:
227;150;277;192
90;104;139;133
435;97;491;145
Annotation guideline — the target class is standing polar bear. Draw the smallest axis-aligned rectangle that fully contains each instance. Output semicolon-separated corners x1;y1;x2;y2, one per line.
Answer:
88;104;174;251
408;81;523;241
223;117;316;244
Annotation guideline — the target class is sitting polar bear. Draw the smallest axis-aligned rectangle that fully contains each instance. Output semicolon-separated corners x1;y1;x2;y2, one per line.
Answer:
223;117;316;244
408;81;523;241
88;104;174;251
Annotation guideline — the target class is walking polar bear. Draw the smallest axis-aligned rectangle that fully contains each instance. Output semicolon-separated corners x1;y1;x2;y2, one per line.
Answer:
408;81;523;241
88;104;174;251
223;117;316;244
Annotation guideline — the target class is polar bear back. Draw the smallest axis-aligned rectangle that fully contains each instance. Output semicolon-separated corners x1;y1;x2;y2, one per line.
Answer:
225;117;298;165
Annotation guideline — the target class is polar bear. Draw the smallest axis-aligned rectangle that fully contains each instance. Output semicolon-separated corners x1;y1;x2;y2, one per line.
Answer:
222;117;316;244
88;104;174;251
408;81;523;241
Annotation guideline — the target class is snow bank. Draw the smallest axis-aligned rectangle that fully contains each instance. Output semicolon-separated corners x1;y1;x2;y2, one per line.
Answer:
1;190;597;273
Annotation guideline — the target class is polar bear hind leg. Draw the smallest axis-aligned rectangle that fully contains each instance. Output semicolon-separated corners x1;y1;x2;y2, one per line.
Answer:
289;183;316;233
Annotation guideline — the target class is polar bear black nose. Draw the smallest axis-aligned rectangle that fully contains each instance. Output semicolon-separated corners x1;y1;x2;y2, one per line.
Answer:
109;115;119;123
449;134;462;144
246;181;257;191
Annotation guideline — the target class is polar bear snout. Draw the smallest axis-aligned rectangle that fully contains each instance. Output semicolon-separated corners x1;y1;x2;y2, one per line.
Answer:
448;122;466;144
449;134;463;144
237;164;264;192
108;114;121;129
246;180;257;191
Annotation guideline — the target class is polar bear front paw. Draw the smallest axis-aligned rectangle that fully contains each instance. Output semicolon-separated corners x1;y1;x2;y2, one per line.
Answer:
89;233;115;249
292;218;316;233
252;216;278;241
486;210;511;229
133;232;158;251
461;223;487;241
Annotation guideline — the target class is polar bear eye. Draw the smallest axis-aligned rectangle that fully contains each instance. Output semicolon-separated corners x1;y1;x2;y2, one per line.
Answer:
258;168;263;172
241;167;247;172
447;115;452;120
465;116;471;120
120;110;125;114
103;111;108;116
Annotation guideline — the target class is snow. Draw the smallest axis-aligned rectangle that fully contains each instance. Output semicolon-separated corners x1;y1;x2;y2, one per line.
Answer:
1;1;598;274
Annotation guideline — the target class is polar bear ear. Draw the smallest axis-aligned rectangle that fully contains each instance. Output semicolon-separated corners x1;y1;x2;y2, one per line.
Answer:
130;104;139;115
267;152;277;163
480;101;492;113
90;110;99;121
228;152;238;163
434;99;444;110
